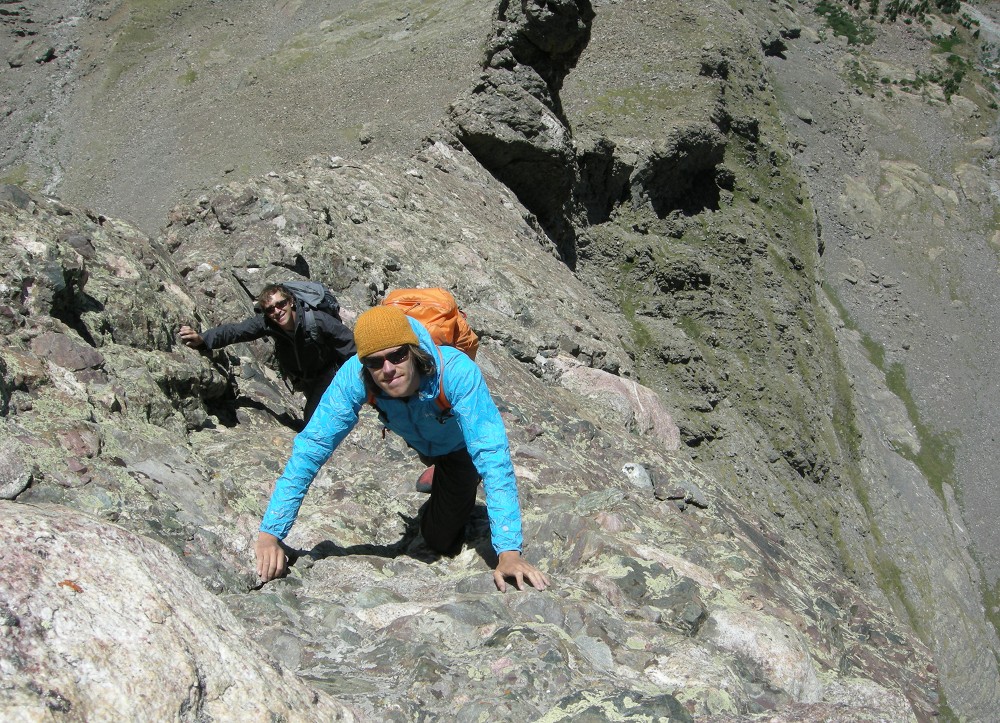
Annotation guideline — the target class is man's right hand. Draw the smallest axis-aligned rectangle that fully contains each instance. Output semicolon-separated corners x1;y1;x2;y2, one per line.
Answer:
178;325;204;349
255;531;288;583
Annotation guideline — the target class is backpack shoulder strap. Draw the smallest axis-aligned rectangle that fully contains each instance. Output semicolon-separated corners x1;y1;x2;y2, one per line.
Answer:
434;346;449;412
302;306;319;343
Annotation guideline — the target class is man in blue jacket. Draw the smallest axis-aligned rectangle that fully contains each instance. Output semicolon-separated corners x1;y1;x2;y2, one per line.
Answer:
255;305;550;593
179;283;355;422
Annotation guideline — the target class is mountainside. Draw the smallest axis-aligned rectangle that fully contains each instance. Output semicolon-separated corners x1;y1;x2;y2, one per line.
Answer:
2;0;999;720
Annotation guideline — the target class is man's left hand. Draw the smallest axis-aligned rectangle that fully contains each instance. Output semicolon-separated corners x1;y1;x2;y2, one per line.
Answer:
494;550;550;592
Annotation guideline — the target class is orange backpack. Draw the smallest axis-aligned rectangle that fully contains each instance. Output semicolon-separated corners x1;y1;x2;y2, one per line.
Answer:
369;288;479;412
382;287;479;360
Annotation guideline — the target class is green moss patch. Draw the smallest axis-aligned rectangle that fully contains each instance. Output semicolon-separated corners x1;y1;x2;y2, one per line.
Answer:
823;283;957;505
1;164;29;187
815;1;875;45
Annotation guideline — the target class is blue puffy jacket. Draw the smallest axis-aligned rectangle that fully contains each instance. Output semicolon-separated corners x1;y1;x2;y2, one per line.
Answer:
259;317;524;554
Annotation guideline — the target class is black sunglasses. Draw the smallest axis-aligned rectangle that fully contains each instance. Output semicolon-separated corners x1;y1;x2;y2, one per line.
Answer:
263;298;290;315
362;346;410;369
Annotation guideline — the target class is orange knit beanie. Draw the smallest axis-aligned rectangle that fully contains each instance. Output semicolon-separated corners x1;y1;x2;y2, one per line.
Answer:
354;306;419;359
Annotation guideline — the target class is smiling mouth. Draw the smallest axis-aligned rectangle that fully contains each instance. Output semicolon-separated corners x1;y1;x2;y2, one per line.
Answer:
382;373;408;390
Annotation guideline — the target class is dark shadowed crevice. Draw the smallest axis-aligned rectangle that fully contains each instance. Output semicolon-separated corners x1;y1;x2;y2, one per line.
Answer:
574;135;631;225
46;272;102;348
656;168;722;218
629;129;728;219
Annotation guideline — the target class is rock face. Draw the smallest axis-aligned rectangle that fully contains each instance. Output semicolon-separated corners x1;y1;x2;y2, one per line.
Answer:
1;502;358;721
2;0;1000;720
0;147;936;720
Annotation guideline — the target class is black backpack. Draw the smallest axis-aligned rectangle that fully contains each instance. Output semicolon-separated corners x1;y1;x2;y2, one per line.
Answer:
279;280;342;343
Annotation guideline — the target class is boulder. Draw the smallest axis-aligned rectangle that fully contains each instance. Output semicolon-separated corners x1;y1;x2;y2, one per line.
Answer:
0;502;359;721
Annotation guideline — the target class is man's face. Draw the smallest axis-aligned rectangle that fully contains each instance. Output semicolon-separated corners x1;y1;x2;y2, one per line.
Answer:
363;345;421;398
263;292;296;332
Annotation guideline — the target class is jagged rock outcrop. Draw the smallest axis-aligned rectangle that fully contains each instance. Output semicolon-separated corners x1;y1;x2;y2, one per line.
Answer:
448;0;593;261
447;0;734;264
487;0;594;94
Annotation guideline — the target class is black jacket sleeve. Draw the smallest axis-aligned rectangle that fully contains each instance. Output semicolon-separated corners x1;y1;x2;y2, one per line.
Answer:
200;315;270;351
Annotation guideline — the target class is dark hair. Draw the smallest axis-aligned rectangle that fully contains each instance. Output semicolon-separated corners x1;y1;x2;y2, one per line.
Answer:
257;284;290;309
360;343;436;399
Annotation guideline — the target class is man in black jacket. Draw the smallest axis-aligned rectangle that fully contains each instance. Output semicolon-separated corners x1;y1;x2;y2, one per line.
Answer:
179;283;355;422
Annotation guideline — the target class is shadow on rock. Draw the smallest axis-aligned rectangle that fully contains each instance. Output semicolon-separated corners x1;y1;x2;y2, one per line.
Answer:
266;504;499;581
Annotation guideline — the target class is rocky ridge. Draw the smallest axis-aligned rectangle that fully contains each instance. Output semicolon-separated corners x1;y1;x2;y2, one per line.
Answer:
2;146;936;720
2;0;1000;720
